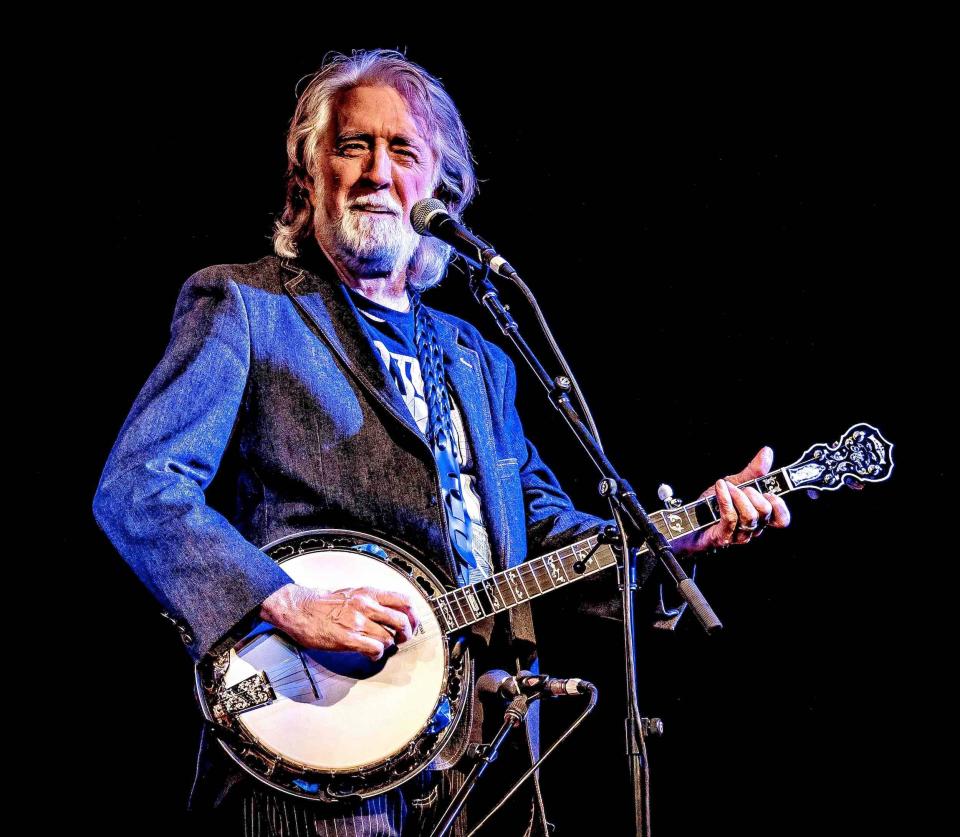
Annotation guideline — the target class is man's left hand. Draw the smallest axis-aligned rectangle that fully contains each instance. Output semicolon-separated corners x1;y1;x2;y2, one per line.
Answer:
671;446;791;558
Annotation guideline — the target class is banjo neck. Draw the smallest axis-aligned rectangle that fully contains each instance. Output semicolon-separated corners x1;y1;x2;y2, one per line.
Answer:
432;465;799;633
434;420;895;632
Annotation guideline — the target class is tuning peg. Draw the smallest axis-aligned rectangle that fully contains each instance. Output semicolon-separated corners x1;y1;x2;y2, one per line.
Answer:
843;475;865;491
806;489;821;500
658;483;682;509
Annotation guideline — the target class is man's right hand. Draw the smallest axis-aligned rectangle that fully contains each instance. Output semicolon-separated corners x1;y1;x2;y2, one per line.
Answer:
259;583;420;661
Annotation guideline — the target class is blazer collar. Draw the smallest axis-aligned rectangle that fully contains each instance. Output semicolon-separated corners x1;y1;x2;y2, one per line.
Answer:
280;250;428;445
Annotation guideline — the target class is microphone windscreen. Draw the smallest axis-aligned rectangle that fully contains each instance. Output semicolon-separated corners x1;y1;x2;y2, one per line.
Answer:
411;198;447;236
476;668;513;697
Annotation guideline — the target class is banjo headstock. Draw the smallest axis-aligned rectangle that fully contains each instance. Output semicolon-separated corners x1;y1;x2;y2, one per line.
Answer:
784;422;894;492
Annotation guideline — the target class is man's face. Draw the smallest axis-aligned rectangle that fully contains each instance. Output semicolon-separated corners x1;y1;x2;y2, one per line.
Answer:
309;85;437;276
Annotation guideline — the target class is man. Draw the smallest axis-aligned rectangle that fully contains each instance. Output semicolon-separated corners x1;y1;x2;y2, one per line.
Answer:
93;49;790;836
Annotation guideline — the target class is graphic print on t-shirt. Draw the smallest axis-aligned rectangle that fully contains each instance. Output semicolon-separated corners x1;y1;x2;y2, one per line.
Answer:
354;302;493;586
369;339;430;433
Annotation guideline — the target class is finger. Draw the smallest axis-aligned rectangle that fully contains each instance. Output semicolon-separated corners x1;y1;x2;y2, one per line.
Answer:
351;633;388;661
726;481;759;544
727;446;774;483
371;589;421;634
765;493;791;528
362;600;414;643
354;616;393;645
743;487;773;526
714;478;738;546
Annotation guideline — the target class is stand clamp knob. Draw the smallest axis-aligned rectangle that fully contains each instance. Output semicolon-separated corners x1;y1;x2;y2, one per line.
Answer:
640;717;665;737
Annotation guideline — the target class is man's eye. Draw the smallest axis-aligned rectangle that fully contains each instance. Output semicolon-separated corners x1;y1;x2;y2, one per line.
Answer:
338;143;366;156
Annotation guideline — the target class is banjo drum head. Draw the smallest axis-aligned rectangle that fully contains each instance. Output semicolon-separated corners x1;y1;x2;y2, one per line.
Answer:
221;544;448;773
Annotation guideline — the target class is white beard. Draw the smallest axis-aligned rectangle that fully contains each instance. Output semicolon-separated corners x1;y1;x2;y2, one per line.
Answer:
323;205;421;276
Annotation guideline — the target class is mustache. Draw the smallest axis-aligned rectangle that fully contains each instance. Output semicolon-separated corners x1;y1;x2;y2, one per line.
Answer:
349;196;403;215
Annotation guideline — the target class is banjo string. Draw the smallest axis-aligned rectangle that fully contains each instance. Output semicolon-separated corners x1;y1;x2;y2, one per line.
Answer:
243;624;455;695
228;582;508;694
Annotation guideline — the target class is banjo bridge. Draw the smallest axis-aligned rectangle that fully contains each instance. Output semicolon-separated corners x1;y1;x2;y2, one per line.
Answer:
213;672;275;721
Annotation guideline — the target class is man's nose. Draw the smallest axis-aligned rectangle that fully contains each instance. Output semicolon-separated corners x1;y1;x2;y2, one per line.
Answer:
361;143;392;190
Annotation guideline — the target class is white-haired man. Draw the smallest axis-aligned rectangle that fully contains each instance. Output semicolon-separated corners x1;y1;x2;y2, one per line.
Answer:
94;49;789;836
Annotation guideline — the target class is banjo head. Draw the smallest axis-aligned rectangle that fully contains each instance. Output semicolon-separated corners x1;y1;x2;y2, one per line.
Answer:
195;530;470;803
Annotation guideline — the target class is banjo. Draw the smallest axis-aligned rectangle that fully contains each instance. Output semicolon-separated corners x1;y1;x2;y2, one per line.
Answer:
194;422;893;803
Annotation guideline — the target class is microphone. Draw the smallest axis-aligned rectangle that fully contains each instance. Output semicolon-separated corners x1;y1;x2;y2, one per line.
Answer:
410;198;519;280
518;674;594;697
477;669;594;700
476;669;521;700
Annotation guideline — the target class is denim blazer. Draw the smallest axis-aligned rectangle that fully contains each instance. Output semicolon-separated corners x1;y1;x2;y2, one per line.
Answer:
91;251;624;663
92;252;689;821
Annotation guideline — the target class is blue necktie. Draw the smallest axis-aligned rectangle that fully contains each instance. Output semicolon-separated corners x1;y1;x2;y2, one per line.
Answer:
410;291;477;573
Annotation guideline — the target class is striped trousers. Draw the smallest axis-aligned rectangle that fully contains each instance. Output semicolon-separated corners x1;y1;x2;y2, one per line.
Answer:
207;765;534;837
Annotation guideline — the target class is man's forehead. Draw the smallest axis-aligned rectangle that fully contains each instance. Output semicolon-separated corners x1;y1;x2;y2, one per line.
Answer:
331;85;430;147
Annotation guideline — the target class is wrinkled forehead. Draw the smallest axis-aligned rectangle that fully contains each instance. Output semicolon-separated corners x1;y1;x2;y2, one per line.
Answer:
329;84;433;152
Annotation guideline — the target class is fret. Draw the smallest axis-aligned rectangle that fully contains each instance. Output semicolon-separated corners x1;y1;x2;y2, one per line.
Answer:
557;545;579;578
482;578;505;611
505;569;528;601
708;497;721;522
521;561;544;595
463;584;485;620
683;505;696;533
472;581;493;615
531;556;557;591
758;469;788;496
486;581;503;611
512;566;532;599
494;573;518;607
545;551;570;585
661;507;690;538
436;595;459;631
649;511;667;540
691;497;716;527
448;589;471;626
592;542;616;570
575;541;601;571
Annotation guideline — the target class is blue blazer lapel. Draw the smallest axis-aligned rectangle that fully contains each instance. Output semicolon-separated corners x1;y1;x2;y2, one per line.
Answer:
279;258;428;445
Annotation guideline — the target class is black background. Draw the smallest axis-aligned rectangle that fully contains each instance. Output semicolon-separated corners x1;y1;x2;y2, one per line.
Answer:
46;32;933;837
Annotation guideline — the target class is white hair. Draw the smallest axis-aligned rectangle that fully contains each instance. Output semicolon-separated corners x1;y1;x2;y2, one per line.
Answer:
273;49;477;291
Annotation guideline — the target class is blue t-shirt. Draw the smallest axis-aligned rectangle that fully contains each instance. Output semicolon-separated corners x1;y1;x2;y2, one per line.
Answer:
347;287;493;586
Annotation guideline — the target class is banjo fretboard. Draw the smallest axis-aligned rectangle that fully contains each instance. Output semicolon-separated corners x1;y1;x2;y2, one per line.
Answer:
433;466;797;632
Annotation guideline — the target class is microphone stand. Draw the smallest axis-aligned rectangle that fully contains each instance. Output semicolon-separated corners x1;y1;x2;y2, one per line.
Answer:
460;264;723;836
428;695;530;837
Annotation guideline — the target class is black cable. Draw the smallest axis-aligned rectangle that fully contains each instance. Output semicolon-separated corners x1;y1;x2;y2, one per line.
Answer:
503;270;605;453
465;685;598;837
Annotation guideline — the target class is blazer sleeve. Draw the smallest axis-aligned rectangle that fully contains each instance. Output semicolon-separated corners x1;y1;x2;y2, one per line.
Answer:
92;268;293;662
501;348;692;630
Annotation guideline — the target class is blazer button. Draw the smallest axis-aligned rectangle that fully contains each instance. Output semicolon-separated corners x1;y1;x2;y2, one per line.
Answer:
429;494;438;506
